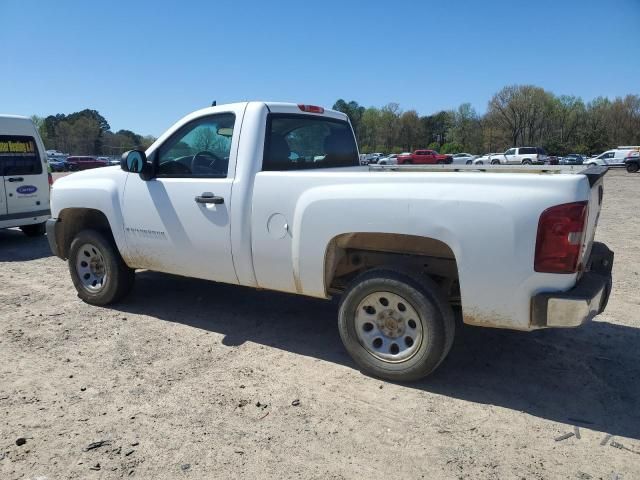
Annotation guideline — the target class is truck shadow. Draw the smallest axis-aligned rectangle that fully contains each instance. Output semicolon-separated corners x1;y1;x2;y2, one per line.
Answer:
115;270;640;441
0;229;52;261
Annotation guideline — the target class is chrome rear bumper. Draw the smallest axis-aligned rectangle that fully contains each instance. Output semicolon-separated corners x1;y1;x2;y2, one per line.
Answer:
531;242;613;328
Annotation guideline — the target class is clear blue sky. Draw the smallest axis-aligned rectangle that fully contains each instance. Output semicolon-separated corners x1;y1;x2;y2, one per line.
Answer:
1;0;638;136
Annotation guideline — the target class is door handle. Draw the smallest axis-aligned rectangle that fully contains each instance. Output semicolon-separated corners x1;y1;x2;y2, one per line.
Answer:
7;177;24;182
195;192;224;204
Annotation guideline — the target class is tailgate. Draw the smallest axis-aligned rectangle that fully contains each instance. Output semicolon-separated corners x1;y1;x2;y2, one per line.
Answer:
580;166;608;270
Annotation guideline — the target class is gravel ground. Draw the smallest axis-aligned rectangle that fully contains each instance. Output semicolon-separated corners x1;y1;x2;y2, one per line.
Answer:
1;169;639;479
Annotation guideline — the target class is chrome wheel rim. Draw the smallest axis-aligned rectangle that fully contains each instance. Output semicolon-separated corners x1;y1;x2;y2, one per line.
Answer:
355;291;424;363
75;243;107;292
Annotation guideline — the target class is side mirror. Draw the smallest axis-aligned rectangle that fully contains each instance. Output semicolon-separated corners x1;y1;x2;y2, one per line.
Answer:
121;150;154;180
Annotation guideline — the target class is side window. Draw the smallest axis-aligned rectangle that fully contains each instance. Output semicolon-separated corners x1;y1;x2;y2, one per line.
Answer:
156;113;235;178
505;148;516;155
0;136;42;176
263;115;359;171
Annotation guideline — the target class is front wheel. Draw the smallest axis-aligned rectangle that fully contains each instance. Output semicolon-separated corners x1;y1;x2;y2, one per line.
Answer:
490;159;500;165
338;268;455;382
626;162;639;173
68;229;135;305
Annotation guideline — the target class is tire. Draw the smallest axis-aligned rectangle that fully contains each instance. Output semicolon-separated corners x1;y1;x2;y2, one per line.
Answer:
626;162;639;173
20;222;46;237
465;160;472;165
68;229;135;305
476;160;484;165
522;159;532;165
490;159;500;165
338;268;455;382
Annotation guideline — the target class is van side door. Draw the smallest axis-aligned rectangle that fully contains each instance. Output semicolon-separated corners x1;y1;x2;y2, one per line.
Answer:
0;135;49;217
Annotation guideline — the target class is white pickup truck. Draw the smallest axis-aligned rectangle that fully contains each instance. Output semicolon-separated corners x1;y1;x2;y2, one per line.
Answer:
47;102;614;381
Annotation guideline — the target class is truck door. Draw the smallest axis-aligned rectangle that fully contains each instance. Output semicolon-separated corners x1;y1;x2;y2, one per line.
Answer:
504;148;517;164
121;108;244;283
0;135;49;217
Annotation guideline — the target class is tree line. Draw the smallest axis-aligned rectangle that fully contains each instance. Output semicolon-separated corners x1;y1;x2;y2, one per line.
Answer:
333;85;640;155
31;109;156;156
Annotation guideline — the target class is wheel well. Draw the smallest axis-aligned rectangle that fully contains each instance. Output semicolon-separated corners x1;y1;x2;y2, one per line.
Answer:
324;233;460;304
57;208;113;259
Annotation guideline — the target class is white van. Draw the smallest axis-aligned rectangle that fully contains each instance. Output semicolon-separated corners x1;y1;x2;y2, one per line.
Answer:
0;115;51;236
585;147;638;167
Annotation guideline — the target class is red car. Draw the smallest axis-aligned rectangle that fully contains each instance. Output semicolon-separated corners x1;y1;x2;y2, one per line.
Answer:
396;149;452;165
66;156;108;171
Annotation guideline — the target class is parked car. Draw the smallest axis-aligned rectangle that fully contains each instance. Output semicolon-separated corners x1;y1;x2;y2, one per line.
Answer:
473;153;503;165
377;154;400;165
585;147;639;167
396;149;452;165
47;101;613;382
624;150;640;173
48;158;69;172
0;114;51;236
546;156;560;165
362;152;385;165
560;154;584;165
450;153;477;165
66;156;108;171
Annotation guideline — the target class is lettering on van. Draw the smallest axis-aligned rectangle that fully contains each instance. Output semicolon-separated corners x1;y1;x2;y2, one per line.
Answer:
0;140;35;154
16;185;38;195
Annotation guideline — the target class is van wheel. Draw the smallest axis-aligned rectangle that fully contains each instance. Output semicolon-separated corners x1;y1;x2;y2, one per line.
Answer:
627;162;639;173
522;159;532;165
338;268;455;382
68;229;135;305
20;222;46;237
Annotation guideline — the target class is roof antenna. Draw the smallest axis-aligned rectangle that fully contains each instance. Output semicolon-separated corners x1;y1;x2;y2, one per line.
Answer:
211;100;217;106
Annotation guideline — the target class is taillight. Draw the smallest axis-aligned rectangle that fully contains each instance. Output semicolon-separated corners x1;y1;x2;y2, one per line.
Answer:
298;104;324;114
534;201;588;273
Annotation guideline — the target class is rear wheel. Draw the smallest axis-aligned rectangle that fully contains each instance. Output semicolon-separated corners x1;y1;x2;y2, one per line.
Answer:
476;160;484;165
68;229;135;305
626;162;639;173
490;159;500;165
338;268;455;381
20;222;46;237
522;159;532;165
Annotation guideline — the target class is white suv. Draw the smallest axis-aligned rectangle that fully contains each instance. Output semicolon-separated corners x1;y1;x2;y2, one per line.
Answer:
484;147;549;165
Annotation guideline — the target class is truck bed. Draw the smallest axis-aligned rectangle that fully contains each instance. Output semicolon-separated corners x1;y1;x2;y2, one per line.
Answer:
369;164;608;185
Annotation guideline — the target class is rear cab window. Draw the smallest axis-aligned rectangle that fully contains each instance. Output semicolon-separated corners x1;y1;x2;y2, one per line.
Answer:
262;115;359;171
0;136;43;176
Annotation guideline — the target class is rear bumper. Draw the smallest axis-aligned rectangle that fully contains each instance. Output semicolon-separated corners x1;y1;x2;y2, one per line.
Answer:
531;242;613;328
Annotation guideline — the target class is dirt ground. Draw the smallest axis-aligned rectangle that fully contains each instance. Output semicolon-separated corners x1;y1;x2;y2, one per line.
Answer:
1;169;639;479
